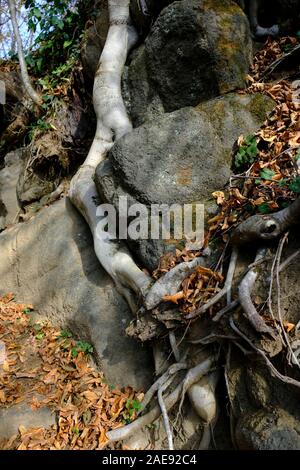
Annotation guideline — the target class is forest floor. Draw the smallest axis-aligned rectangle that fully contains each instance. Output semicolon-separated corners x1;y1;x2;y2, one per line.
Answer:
0;294;142;450
0;36;300;450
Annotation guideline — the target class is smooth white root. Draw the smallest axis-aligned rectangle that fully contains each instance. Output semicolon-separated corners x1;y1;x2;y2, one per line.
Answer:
106;356;216;443
187;371;219;423
176;356;216;424
69;0;152;304
137;362;188;416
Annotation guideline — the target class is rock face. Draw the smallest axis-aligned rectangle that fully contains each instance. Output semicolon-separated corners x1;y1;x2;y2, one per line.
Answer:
125;45;165;127
0;149;22;231
0;403;56;441
0;198;152;390
95;92;275;270
144;0;252;112
236;409;300;450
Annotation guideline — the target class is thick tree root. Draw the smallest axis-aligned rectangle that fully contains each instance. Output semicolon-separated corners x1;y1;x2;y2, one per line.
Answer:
107;382;183;442
137;362;187;416
145;257;207;311
239;248;274;336
107;355;216;443
176;357;216;423
231;197;300;246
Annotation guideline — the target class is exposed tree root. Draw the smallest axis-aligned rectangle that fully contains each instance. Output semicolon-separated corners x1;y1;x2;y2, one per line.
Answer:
69;1;152;309
239;247;274;335
158;376;175;450
229;318;300;389
145;257;207;311
107;355;216;443
137;362;187;416
176;356;216;424
231;197;300;246
107;381;183;442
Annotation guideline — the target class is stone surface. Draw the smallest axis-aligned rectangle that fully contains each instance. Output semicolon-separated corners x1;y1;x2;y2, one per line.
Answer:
0;198;153;389
145;0;252;112
95;92;275;270
236;408;300;450
0;402;56;440
124;45;164;127
0;149;22;230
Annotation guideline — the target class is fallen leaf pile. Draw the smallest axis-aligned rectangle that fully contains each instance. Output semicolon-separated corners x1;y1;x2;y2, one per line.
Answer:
163;266;224;316
251;36;300;81
0;294;142;450
153;36;300;320
208;39;300;244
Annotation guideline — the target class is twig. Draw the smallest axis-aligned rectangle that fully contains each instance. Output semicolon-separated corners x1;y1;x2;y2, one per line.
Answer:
276;233;300;368
189;333;237;345
261;44;300;81
229;318;300;389
279;249;300;274
213;299;239;322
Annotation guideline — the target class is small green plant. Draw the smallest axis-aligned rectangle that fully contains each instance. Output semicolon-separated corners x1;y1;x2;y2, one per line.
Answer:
59;330;72;339
294;149;300;162
31;322;45;340
36;332;45;341
71;341;94;358
122;399;143;424
258;202;272;214
28;118;51;140
289;176;300;194
234;135;258;169
260;168;276;180
23;307;34;314
71;427;80;435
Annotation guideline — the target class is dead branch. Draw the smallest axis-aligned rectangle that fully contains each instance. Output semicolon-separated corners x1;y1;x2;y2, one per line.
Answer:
229;318;300;389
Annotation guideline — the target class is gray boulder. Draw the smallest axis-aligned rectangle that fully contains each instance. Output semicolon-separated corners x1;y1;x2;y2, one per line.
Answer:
0;198;153;390
145;0;252;112
95;92;275;270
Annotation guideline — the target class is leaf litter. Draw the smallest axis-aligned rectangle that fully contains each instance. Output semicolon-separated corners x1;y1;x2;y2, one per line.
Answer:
0;294;143;450
151;36;300;321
